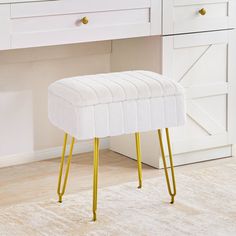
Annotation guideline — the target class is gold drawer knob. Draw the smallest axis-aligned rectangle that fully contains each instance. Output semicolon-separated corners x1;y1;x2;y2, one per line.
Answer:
81;17;89;25
199;8;207;16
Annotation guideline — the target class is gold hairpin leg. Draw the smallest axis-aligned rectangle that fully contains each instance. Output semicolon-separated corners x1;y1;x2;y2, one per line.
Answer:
93;137;100;221
158;128;176;204
57;133;75;203
135;132;143;189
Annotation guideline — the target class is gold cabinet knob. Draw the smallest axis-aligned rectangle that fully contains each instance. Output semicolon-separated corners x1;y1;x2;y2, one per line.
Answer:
81;17;89;25
199;8;207;16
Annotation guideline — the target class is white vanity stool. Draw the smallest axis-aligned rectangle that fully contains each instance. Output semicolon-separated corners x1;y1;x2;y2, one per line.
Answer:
48;70;186;221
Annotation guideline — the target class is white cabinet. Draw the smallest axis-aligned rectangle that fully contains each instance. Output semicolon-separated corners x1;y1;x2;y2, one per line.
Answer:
162;30;233;156
163;0;236;35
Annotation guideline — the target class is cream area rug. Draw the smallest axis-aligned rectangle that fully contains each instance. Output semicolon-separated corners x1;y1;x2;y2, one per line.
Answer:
0;161;236;236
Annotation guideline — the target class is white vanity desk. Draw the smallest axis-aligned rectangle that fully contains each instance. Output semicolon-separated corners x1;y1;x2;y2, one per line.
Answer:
0;0;161;49
0;0;235;168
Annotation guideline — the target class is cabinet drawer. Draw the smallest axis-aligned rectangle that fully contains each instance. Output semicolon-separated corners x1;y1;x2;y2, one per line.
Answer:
10;0;151;48
163;0;236;35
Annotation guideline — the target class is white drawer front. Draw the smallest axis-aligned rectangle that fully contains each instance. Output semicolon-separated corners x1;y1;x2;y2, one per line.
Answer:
12;9;149;33
11;9;150;49
9;0;153;49
163;0;235;34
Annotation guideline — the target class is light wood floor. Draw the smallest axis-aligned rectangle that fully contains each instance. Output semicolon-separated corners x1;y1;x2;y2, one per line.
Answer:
0;150;234;208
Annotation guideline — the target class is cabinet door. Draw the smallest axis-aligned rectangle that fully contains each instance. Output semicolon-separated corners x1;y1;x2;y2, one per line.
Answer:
0;5;10;50
162;30;233;155
163;0;236;35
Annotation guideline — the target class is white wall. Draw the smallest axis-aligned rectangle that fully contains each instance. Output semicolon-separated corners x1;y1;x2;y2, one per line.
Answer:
0;41;111;167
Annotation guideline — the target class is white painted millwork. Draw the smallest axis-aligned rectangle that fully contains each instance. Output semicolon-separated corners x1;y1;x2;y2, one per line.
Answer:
0;139;109;169
162;30;233;156
0;0;162;49
0;0;235;168
163;0;235;35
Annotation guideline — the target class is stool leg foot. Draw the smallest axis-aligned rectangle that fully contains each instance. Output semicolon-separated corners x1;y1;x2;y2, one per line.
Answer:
93;138;99;221
57;133;75;203
58;195;62;203
171;195;175;204
135;133;143;189
93;211;97;222
158;129;176;204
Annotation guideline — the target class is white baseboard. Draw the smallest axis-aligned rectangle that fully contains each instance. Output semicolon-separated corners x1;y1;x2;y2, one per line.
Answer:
232;144;236;157
0;138;109;168
1;141;233;169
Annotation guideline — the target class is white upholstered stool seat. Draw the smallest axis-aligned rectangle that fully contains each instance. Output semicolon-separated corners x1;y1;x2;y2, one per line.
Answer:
48;70;185;140
48;70;186;221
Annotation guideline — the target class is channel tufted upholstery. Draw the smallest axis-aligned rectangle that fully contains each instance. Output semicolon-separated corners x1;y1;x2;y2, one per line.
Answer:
48;70;186;140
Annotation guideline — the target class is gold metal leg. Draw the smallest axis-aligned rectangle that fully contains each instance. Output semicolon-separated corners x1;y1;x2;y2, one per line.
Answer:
158;128;176;204
57;133;75;203
93;137;100;221
135;132;143;188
